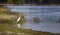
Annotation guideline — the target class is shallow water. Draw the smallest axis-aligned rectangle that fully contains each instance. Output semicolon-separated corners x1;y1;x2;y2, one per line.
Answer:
7;6;60;33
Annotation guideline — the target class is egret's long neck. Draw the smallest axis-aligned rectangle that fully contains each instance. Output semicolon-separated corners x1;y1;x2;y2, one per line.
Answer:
16;14;21;23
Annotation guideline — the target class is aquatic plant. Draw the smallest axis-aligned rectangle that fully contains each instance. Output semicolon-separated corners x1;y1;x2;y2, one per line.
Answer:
33;16;40;23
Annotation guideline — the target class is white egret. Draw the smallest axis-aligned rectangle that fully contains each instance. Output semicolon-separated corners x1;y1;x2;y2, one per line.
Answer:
16;13;21;23
14;13;22;28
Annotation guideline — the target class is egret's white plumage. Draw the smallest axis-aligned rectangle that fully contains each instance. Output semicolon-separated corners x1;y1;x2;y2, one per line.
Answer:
16;16;21;22
14;13;22;28
16;13;21;22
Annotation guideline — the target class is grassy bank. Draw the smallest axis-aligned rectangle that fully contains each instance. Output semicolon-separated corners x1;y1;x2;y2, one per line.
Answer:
0;24;60;35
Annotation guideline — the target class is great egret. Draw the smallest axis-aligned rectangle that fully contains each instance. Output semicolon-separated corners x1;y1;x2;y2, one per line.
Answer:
14;13;21;28
16;13;21;23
